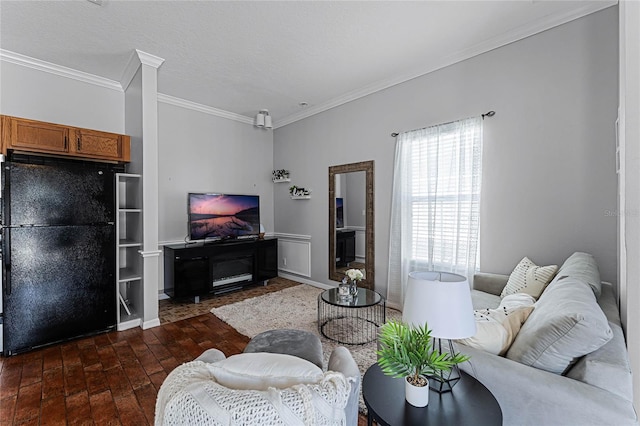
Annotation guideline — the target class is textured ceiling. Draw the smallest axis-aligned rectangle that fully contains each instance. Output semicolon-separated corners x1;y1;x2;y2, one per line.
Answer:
0;0;616;127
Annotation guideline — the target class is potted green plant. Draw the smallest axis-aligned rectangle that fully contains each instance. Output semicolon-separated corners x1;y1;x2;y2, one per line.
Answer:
376;320;469;407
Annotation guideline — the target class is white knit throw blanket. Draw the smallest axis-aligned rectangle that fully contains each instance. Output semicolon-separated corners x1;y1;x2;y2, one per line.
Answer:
155;361;351;426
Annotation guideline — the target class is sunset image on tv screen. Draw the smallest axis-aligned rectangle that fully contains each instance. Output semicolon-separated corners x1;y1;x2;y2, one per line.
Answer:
189;193;260;240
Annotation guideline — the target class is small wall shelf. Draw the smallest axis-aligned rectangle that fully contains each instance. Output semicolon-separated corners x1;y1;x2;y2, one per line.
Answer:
291;195;311;200
273;178;291;183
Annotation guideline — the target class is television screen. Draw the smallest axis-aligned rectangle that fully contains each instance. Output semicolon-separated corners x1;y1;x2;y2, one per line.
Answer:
336;197;344;228
188;193;260;241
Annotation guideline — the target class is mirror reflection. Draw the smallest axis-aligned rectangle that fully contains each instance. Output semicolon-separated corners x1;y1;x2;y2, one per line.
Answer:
329;161;374;289
335;171;366;273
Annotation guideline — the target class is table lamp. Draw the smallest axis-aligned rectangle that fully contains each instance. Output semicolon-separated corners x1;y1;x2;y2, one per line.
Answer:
403;271;476;392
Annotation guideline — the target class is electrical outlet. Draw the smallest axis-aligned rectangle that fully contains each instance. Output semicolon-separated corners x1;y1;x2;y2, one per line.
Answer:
283;257;287;266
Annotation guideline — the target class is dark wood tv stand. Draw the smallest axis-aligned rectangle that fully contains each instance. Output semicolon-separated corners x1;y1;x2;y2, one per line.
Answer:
163;237;278;302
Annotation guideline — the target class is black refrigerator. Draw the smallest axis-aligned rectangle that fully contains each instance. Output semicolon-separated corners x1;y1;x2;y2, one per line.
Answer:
1;155;117;356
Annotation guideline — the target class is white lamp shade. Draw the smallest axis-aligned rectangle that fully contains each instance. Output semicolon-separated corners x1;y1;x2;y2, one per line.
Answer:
255;112;265;127
402;271;476;340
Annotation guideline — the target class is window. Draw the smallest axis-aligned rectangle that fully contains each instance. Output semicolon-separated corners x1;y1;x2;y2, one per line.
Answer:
387;117;483;307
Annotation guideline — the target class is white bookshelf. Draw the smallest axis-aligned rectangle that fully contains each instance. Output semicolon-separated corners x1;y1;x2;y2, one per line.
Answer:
115;173;143;330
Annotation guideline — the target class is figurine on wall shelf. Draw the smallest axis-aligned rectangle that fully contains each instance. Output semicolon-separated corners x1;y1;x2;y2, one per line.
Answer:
272;169;290;182
289;185;311;197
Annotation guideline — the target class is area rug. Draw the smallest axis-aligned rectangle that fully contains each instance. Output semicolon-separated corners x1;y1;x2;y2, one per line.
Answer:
210;283;401;412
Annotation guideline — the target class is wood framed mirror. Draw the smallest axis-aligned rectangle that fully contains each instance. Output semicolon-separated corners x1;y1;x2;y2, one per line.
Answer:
329;160;374;289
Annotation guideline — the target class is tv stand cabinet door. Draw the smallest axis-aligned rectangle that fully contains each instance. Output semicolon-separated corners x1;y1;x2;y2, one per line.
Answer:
257;239;278;281
173;255;211;298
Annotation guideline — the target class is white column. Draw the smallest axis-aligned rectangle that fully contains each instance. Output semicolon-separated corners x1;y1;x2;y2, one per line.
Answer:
123;49;164;330
137;50;164;329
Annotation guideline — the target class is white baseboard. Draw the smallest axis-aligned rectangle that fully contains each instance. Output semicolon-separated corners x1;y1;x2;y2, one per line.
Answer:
142;318;161;329
117;318;141;331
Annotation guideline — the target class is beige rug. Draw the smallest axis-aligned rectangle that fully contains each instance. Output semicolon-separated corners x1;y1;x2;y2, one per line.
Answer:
210;284;401;412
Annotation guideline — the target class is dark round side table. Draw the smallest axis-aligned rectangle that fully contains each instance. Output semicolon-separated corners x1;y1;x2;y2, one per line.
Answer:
363;363;502;426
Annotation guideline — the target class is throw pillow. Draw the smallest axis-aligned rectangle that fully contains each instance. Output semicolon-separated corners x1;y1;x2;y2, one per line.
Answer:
499;293;537;309
208;352;324;390
501;257;558;299
456;305;534;356
506;277;613;374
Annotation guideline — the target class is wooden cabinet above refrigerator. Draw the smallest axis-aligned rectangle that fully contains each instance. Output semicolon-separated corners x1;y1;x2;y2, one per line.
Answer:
0;115;130;163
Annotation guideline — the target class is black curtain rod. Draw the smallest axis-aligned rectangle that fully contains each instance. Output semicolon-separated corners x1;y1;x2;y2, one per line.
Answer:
390;110;495;137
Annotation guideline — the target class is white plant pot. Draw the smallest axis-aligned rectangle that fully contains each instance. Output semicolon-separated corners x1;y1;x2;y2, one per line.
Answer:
405;376;429;407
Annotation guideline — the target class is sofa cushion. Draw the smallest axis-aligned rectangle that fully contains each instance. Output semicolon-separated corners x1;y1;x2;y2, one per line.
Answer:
506;277;613;374
208;352;323;390
565;321;633;402
556;251;602;298
457;305;534;356
471;289;501;310
473;272;510;296
501;257;558;299
598;282;622;326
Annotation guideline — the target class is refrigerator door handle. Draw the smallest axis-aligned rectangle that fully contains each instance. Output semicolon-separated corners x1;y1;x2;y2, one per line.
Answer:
3;228;10;295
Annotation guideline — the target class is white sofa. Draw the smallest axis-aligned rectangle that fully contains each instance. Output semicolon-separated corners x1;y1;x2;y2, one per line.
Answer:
456;252;638;426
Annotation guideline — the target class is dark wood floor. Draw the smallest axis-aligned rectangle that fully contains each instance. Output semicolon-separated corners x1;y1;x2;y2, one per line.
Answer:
0;312;369;425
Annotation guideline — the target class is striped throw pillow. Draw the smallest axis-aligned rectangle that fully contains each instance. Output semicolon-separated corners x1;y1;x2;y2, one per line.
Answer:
501;257;558;300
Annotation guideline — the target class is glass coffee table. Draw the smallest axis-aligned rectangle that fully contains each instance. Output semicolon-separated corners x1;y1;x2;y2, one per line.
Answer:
317;287;385;345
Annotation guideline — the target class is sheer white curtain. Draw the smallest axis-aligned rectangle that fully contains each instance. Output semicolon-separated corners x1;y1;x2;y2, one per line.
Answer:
387;116;483;309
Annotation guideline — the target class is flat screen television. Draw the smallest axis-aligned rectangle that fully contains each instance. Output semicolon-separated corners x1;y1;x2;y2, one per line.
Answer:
188;193;260;241
336;197;344;228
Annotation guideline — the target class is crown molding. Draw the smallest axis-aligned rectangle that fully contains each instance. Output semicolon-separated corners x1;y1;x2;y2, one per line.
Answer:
157;93;254;125
136;49;165;69
274;1;616;129
0;49;122;92
120;50;141;91
120;49;165;91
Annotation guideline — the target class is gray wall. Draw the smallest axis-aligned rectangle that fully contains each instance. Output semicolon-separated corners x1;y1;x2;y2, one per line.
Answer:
157;102;274;245
0;61;124;133
273;7;619;297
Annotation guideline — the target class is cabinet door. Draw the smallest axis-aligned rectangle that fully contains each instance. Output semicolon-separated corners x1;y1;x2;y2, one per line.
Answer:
257;239;278;281
74;128;129;161
344;236;356;263
9;117;69;154
174;256;211;298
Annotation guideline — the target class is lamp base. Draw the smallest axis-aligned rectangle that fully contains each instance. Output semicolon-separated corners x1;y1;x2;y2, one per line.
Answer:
429;338;462;393
428;364;461;393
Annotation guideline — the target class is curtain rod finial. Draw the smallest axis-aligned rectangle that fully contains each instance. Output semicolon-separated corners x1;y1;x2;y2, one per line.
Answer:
482;111;496;119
